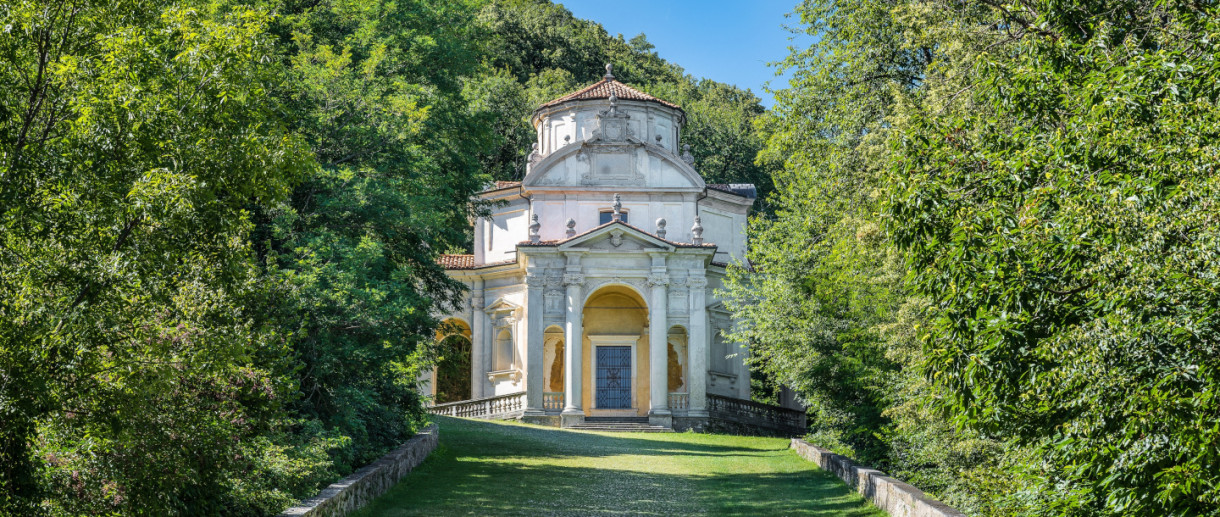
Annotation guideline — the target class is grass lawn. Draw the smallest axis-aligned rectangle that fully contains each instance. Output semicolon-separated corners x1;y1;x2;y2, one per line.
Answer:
353;416;885;516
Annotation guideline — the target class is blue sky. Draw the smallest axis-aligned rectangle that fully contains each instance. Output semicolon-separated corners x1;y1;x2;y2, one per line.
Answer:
559;0;808;108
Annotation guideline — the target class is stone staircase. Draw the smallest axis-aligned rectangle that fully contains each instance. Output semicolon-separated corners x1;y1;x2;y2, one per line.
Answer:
566;417;673;433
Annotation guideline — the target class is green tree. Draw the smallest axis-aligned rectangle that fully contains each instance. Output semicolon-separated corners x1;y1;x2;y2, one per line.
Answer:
0;1;313;514
722;0;1007;513
262;0;495;471
889;1;1220;513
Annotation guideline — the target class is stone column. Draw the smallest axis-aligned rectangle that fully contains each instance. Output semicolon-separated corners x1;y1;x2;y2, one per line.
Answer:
470;278;486;399
523;271;545;418
560;253;585;427
647;253;671;428
688;274;709;417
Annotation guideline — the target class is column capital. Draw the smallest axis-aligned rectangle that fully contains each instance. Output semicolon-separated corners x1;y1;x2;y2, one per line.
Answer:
563;273;586;286
647;273;670;287
525;272;547;288
688;276;708;288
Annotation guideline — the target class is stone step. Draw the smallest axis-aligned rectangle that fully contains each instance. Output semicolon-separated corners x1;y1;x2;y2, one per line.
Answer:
582;417;649;423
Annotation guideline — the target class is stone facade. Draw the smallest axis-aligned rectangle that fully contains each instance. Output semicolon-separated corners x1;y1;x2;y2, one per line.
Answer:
790;439;965;517
279;424;439;517
425;66;796;430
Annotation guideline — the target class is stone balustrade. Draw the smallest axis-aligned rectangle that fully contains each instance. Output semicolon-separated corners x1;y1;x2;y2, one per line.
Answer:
668;392;689;411
429;392;527;419
707;393;806;436
543;392;564;411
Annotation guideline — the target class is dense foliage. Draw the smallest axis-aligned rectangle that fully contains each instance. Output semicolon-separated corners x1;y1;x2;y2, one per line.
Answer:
259;0;491;477
890;1;1220;513
723;1;1008;512
0;2;314;513
728;0;1220;515
0;0;774;514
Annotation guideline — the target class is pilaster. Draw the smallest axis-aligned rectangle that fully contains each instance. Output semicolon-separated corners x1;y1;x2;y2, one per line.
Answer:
470;278;486;399
523;271;546;416
561;253;585;427
688;273;709;417
647;253;671;428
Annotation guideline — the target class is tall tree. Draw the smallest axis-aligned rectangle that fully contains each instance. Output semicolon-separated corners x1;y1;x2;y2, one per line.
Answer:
261;0;495;471
0;1;312;513
889;1;1220;513
722;0;1007;512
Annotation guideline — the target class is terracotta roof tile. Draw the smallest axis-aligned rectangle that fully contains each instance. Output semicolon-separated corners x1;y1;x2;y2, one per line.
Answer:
437;255;519;270
537;78;682;111
495;181;521;189
438;254;475;269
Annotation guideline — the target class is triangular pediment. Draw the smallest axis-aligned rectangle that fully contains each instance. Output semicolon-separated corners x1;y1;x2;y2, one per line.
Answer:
484;297;521;316
707;301;731;316
558;222;675;252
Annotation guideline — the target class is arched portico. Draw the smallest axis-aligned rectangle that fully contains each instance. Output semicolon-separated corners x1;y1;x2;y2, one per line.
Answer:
434;319;472;403
581;285;650;416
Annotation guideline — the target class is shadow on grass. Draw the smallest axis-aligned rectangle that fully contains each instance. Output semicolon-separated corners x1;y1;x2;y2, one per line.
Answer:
429;416;780;459
352;417;883;517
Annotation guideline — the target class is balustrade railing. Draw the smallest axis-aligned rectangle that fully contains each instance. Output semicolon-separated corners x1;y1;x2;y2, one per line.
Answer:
429;391;527;419
668;392;689;411
707;393;807;434
543;392;564;411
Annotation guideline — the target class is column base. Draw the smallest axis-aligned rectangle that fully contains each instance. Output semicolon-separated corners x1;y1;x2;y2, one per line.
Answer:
560;410;585;428
521;413;560;427
686;409;709;418
648;409;672;429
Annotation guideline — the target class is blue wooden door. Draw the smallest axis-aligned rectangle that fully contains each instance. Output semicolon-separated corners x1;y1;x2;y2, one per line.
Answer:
596;346;632;409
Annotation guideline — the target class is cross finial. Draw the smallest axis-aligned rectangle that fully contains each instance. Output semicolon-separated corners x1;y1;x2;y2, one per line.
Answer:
604;63;615;81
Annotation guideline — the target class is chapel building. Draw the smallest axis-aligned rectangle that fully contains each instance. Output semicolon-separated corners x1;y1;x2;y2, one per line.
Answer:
426;66;784;431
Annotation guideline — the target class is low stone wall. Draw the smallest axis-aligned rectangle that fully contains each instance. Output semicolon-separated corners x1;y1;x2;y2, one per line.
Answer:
279;424;439;517
790;439;964;517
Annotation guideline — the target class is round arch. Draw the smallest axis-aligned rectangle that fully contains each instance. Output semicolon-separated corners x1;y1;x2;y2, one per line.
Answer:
582;285;649;413
434;318;472;404
579;281;648;308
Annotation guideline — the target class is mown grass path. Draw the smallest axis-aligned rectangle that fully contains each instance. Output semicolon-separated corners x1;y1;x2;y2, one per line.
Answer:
354;416;884;516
